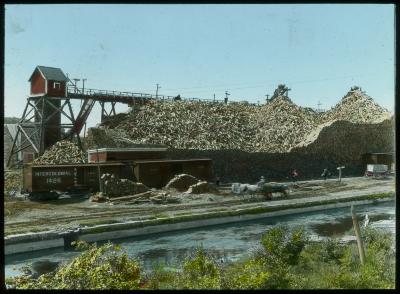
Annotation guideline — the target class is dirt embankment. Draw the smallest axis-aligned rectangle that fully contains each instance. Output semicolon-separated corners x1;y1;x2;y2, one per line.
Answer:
4;176;395;237
291;118;394;164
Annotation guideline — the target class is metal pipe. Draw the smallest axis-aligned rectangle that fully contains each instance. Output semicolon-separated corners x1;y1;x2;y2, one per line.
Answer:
96;148;102;193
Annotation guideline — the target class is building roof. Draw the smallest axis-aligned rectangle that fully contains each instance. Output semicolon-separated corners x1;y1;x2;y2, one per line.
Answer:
28;66;69;82
133;158;212;164
87;147;168;153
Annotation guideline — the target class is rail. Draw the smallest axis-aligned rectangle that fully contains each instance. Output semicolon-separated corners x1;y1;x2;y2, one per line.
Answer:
67;85;226;104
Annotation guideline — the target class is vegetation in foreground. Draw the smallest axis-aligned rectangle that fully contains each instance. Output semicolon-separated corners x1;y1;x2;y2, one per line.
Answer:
6;226;395;290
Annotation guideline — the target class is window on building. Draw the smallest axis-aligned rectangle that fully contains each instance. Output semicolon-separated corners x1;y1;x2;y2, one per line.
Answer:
53;82;61;89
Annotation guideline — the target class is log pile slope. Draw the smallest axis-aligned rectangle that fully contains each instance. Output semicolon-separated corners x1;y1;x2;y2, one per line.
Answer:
88;88;392;155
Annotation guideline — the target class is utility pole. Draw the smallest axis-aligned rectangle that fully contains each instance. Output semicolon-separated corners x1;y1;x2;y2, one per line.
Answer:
73;78;80;93
82;78;87;94
265;94;270;104
82;78;87;138
213;94;216;102
96;148;102;193
224;91;230;104
286;88;291;97
156;84;161;99
317;101;322;112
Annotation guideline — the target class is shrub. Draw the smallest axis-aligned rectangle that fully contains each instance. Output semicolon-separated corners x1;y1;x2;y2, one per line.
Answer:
177;247;222;289
221;259;270;289
260;225;308;266
6;241;143;290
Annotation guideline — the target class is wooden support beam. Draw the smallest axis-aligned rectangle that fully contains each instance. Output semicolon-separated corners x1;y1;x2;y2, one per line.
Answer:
18;124;39;153
7;127;21;167
111;102;116;116
44;98;74;122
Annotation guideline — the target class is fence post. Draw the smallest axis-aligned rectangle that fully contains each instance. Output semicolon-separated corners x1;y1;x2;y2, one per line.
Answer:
351;205;366;265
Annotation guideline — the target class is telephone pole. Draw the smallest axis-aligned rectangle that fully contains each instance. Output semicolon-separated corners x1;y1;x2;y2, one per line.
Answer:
82;78;87;94
82;78;87;137
265;94;270;104
73;78;80;93
156;84;161;99
317;101;322;112
224;91;230;104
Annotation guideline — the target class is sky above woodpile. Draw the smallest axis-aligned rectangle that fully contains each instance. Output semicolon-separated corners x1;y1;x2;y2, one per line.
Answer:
4;4;394;130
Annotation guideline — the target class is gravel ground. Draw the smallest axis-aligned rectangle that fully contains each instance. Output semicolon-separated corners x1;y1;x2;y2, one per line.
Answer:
4;176;395;236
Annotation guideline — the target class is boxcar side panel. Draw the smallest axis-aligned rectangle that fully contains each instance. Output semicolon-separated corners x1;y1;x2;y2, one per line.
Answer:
136;162;165;188
182;160;213;181
84;166;100;191
31;166;75;192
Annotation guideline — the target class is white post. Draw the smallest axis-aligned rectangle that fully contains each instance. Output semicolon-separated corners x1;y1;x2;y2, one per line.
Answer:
337;166;345;182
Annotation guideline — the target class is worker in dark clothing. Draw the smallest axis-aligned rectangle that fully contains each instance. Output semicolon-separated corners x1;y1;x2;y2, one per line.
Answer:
321;168;331;181
215;175;220;186
291;169;298;183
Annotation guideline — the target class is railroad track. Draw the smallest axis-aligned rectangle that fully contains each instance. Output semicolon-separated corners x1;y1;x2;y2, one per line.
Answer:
6;182;375;232
5;197;260;230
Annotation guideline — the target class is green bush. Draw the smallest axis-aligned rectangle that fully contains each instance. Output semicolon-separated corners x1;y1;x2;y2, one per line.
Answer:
6;226;395;290
177;247;222;289
221;259;270;289
6;241;143;290
260;225;308;266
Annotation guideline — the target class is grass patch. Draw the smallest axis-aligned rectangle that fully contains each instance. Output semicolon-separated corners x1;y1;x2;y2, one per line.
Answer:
87;191;393;230
6;192;394;237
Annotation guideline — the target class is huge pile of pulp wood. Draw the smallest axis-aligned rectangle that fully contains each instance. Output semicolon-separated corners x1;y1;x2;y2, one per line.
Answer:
33;140;87;165
321;89;391;124
113;101;256;151
291;118;395;163
93;88;392;153
251;96;323;152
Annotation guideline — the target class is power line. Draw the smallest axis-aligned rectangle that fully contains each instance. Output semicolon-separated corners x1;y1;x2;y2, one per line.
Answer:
158;73;379;93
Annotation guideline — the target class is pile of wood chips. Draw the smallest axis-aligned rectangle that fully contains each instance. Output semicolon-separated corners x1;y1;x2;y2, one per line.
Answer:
33;140;87;165
90;88;391;153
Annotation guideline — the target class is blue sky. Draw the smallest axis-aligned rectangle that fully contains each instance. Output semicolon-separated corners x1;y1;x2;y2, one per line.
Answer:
4;4;395;128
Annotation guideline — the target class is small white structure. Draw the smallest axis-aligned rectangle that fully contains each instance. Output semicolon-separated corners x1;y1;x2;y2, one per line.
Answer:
365;164;389;177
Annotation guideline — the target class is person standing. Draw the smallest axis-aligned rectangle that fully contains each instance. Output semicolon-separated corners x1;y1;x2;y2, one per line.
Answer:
291;169;298;183
321;168;330;181
257;176;266;187
215;175;220;186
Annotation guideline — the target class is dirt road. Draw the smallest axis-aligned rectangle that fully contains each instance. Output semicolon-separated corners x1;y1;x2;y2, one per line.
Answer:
4;176;395;236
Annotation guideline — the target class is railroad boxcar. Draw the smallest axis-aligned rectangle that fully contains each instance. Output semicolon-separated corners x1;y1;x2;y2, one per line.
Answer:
133;158;213;188
23;162;133;199
23;158;213;198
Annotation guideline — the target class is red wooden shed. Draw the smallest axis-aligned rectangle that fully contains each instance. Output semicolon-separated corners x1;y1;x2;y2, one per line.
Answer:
28;66;69;97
